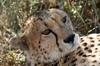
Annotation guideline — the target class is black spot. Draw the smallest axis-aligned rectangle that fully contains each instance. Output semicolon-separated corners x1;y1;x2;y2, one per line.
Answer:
32;54;34;56
40;49;42;51
92;55;95;57
92;60;97;63
90;40;95;43
38;45;41;48
89;37;93;39
38;17;43;21
81;59;86;63
76;50;81;54
83;54;87;57
71;58;77;63
81;38;83;40
44;56;47;60
98;44;100;46
43;48;45;50
44;23;48;27
59;48;63;52
44;63;48;66
83;43;87;46
37;62;41;64
95;51;97;53
80;38;84;42
65;55;68;58
81;40;84;42
34;64;37;66
39;41;41;44
72;64;76;66
84;47;88;50
44;51;47;54
88;49;92;53
77;47;80;49
36;29;38;31
22;39;29;50
78;52;84;56
53;62;58;66
64;59;68;63
48;57;50;59
90;44;94;47
92;65;95;66
95;48;98;50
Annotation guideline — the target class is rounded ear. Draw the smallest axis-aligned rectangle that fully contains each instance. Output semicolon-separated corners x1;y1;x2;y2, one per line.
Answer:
9;36;29;50
52;1;64;10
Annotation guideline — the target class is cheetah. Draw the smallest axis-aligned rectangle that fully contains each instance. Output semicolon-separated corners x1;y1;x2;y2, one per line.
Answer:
9;8;80;66
9;7;100;66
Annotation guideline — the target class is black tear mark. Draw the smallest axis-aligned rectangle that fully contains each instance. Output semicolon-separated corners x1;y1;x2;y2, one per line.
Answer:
51;30;64;52
51;30;59;47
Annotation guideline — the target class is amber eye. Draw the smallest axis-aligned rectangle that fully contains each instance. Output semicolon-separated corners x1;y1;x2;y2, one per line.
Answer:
41;29;51;35
62;16;66;23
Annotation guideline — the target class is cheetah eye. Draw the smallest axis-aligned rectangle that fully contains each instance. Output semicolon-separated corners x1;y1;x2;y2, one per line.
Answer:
62;16;66;23
41;29;51;35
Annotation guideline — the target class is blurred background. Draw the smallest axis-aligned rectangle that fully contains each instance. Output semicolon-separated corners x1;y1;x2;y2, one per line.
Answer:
0;0;100;66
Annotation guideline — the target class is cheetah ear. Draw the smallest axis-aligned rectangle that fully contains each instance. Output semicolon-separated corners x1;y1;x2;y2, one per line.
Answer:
53;1;64;10
9;36;29;50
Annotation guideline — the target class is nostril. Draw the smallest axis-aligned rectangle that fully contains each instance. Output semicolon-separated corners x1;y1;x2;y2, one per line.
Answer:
64;34;75;43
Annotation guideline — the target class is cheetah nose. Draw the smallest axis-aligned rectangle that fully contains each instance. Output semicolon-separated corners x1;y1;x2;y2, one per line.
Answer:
64;34;75;43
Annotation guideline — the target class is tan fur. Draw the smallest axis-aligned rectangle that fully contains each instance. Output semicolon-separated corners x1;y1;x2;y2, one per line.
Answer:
9;8;80;66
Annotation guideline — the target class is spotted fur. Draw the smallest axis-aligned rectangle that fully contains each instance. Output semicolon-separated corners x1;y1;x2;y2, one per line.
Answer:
57;33;100;66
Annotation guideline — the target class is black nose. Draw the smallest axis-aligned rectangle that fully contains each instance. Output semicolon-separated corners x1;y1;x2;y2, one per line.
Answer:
64;34;75;43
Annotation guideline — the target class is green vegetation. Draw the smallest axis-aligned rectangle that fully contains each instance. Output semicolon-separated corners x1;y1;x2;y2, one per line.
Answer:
0;0;100;65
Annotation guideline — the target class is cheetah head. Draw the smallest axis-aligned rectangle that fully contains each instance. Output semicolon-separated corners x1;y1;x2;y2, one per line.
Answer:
9;8;80;64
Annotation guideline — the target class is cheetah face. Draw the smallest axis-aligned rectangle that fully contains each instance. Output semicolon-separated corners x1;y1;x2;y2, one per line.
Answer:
9;8;80;64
